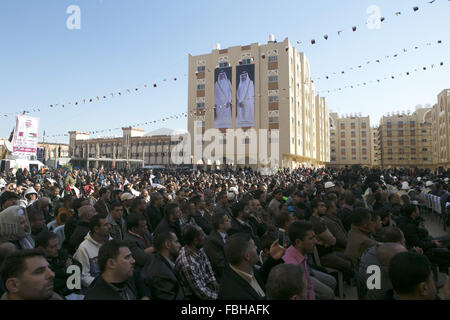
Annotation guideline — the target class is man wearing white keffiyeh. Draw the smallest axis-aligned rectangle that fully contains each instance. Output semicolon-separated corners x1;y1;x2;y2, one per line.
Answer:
236;71;255;127
0;205;35;249
214;70;233;128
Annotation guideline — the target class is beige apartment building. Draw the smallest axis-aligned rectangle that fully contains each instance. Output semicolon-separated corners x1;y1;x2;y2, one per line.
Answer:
187;36;329;170
378;108;433;169
371;126;381;168
431;89;450;169
68;127;186;169
329;113;372;167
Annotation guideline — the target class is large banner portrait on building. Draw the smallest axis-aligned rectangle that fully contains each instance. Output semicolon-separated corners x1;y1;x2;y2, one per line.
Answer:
12;115;39;157
236;64;255;128
214;67;233;128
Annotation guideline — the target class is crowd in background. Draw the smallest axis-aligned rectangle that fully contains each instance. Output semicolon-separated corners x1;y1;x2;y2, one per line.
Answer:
0;164;449;300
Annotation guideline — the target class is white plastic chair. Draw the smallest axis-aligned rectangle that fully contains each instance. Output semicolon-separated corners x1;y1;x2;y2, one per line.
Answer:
53;225;65;246
47;220;57;232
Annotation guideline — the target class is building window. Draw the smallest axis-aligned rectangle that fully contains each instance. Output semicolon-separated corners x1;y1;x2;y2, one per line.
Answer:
352;157;356;160
340;132;345;138
269;96;279;103
268;75;278;83
269;116;279;123
242;58;252;65
219;62;229;68
387;130;392;137
422;139;427;143
197;66;205;72
197;102;205;109
341;140;345;146
340;123;345;130
422;148;428;152
268;56;278;62
197;84;205;90
351;123;356;129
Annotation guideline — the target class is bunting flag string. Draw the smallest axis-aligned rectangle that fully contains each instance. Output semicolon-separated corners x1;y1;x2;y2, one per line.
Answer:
295;2;440;48
1;74;187;118
313;39;445;80
317;61;445;95
45;58;445;139
3;2;445;119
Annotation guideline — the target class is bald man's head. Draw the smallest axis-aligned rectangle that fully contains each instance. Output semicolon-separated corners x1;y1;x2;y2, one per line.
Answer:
37;197;51;209
78;205;97;221
0;241;18;266
377;242;408;269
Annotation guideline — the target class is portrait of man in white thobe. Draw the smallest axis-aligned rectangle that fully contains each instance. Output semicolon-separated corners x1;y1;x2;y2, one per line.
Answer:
214;70;233;128
236;70;255;127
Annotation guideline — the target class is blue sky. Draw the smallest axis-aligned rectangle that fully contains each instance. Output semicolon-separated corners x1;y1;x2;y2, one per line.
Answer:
0;0;449;143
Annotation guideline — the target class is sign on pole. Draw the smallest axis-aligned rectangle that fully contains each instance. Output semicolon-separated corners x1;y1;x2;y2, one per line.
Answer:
12;115;39;157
